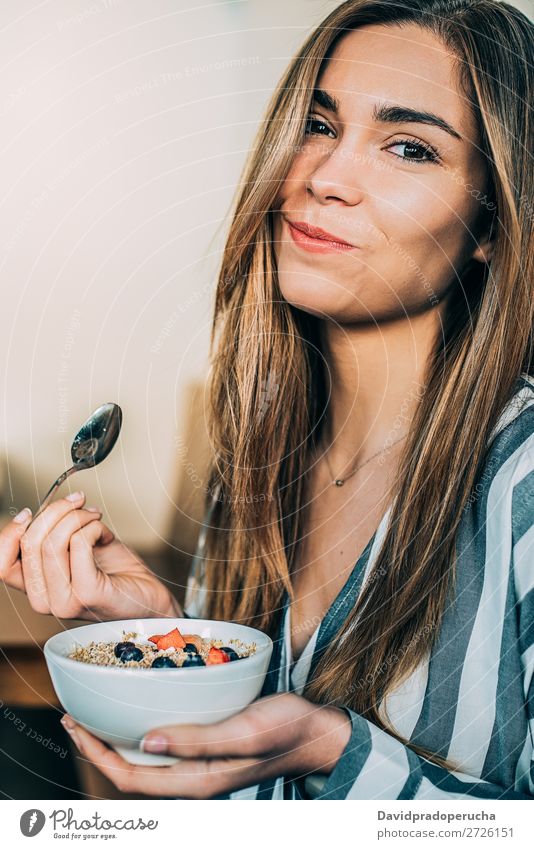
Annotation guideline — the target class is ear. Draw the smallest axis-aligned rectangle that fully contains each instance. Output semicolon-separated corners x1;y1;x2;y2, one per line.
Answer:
471;236;494;264
471;209;496;264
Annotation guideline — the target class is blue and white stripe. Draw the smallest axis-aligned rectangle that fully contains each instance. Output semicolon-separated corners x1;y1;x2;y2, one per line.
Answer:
185;373;534;799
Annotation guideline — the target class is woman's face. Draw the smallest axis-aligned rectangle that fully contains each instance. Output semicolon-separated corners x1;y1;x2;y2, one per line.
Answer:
273;23;493;324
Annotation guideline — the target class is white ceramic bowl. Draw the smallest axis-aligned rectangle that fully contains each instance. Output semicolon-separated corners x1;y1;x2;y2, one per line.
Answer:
44;618;273;765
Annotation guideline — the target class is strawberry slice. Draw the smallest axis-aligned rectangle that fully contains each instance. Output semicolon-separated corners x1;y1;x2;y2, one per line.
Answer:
154;627;186;651
207;646;230;665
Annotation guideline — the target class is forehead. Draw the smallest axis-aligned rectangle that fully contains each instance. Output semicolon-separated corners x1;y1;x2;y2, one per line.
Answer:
317;22;477;141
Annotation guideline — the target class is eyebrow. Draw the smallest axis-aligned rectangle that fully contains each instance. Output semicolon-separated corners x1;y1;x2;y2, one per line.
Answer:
312;87;462;141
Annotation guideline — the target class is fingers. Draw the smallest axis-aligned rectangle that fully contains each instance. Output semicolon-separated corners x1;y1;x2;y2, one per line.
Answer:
67;520;115;609
61;715;265;799
0;508;33;592
19;493;103;614
140;710;265;760
62;718;148;793
60;696;336;799
140;693;309;760
40;513;112;618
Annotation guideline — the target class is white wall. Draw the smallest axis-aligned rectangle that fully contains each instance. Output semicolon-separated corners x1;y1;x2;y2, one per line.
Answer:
0;0;530;551
0;0;339;550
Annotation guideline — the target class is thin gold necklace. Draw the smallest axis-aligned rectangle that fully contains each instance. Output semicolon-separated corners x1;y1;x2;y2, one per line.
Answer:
322;433;409;486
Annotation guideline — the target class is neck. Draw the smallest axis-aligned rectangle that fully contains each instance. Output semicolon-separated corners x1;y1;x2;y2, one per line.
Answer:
317;309;442;468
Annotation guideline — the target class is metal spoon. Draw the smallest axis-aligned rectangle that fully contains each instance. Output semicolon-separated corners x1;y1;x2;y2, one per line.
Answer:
27;403;123;527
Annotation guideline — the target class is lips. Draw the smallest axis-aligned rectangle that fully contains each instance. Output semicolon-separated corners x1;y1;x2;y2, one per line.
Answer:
284;217;358;254
286;218;356;247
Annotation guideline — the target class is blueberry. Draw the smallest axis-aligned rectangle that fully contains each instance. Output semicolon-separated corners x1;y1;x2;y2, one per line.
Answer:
114;641;135;658
151;655;177;668
220;647;241;662
182;654;206;668
118;646;143;663
184;643;198;654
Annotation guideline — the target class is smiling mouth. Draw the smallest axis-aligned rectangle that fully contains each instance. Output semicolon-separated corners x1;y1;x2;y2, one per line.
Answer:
284;218;359;253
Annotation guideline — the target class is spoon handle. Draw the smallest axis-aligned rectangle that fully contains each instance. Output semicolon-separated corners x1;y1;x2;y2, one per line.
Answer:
26;467;78;528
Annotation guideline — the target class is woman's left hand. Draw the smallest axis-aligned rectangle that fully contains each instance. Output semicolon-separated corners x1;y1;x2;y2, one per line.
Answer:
61;693;351;798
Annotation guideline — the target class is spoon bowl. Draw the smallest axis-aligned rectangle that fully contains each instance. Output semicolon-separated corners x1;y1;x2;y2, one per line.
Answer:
70;403;122;470
27;403;122;527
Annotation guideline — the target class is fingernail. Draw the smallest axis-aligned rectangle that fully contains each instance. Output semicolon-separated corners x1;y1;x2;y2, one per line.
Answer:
66;491;84;502
85;506;101;513
13;507;32;524
61;714;75;730
141;735;168;754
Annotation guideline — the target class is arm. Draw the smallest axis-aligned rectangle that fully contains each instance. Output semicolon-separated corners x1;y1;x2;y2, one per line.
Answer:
310;707;532;799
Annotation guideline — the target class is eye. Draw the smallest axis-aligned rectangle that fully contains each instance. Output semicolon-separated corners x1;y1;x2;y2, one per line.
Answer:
386;138;440;164
304;113;336;139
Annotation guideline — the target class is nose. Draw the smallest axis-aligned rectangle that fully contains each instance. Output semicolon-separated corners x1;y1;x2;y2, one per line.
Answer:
306;141;366;207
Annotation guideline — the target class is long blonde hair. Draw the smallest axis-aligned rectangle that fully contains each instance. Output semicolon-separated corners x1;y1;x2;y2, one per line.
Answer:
198;0;533;770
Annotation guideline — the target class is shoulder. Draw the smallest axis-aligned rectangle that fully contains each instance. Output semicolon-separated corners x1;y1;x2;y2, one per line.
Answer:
481;374;534;547
465;377;534;618
484;373;534;484
463;374;533;538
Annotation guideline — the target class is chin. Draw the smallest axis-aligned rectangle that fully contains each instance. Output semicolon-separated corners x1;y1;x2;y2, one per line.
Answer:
278;275;418;326
278;274;358;320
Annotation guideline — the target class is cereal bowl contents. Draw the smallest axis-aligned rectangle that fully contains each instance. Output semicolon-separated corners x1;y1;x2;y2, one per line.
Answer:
44;618;272;766
68;624;257;669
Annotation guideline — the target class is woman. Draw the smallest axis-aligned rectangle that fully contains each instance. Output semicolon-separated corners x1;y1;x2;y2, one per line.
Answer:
1;0;532;800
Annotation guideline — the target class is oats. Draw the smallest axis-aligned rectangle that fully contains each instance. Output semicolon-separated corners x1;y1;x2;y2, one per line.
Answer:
68;631;256;669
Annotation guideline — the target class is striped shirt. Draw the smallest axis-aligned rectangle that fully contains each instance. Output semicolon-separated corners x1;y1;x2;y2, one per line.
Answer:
184;372;534;800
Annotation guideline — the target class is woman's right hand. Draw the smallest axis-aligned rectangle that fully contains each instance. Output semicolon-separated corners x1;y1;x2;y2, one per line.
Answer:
0;491;183;621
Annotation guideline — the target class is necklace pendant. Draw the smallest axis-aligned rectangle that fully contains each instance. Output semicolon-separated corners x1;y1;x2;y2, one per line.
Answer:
334;479;344;487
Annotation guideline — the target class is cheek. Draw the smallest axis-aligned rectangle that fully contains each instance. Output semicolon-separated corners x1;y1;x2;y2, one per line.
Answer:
273;158;481;321
380;179;478;278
